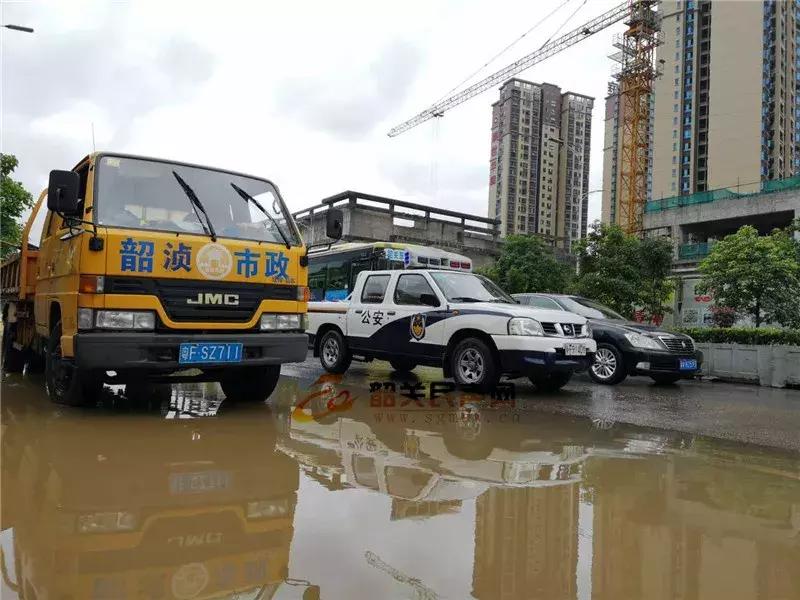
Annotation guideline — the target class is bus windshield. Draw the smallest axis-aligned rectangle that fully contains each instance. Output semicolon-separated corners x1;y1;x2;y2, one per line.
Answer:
95;155;300;245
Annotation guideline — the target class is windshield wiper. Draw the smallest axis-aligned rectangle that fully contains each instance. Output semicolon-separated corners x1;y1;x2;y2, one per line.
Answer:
450;296;484;303
172;171;217;242
230;182;291;250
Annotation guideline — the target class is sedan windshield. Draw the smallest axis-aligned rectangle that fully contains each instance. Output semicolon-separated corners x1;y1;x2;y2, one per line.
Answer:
95;155;300;245
558;296;626;320
430;272;515;303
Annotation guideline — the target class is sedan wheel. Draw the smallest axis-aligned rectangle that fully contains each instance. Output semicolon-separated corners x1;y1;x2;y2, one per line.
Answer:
588;344;627;385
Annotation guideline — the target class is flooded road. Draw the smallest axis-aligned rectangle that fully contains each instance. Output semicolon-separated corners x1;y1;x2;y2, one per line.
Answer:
2;369;799;600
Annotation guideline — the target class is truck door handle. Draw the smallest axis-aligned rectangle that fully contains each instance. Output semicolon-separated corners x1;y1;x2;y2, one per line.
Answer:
386;311;396;316
354;309;363;314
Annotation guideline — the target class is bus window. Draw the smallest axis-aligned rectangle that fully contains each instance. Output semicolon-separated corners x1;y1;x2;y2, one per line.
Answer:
309;261;327;301
326;260;348;301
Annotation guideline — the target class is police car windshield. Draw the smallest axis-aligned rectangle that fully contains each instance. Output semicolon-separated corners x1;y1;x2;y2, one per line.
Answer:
430;272;515;304
95;156;300;245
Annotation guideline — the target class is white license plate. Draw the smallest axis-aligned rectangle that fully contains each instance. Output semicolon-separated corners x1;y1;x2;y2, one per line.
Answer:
169;470;231;494
564;343;587;356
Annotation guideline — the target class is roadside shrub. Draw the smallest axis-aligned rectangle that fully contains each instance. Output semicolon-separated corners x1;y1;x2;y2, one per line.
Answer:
709;306;736;328
676;327;800;346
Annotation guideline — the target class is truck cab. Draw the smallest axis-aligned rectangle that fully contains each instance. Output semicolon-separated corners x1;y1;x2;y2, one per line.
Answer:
306;269;596;391
1;153;340;405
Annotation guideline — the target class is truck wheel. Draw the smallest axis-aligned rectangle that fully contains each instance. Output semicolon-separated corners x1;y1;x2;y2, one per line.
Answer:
45;320;102;406
1;322;25;373
530;371;573;392
389;358;416;372
450;337;498;391
319;330;351;374
589;343;627;385
221;365;281;402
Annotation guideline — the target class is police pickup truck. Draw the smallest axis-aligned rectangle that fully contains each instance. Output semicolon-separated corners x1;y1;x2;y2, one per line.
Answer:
306;269;596;391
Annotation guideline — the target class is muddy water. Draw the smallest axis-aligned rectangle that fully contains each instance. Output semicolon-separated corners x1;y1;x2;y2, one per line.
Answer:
1;372;799;600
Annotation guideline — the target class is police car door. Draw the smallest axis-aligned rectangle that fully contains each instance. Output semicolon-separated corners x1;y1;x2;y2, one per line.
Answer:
346;272;393;354
390;272;445;360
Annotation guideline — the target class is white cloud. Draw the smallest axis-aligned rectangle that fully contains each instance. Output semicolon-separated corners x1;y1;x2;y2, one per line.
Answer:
2;0;621;233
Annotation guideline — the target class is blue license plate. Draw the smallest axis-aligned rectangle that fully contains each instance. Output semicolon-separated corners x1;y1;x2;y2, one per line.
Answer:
179;342;243;364
679;358;697;371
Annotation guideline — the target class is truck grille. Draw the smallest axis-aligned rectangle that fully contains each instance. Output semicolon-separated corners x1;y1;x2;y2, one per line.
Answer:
658;336;694;354
105;277;297;323
542;323;583;337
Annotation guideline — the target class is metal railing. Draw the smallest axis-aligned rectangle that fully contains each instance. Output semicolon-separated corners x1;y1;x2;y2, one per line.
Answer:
678;241;713;260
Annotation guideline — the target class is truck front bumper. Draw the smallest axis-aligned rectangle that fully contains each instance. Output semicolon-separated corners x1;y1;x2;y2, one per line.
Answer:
492;335;597;374
74;332;308;372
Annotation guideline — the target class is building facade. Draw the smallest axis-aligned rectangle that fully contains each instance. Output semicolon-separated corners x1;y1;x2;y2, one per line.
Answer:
488;78;593;247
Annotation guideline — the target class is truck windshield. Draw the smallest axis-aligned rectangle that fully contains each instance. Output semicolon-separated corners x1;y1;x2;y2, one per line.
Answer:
430;272;515;304
95;156;300;245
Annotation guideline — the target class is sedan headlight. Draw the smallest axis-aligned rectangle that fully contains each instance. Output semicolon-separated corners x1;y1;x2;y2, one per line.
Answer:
508;317;544;336
261;313;303;331
95;310;155;330
624;332;663;350
77;511;137;533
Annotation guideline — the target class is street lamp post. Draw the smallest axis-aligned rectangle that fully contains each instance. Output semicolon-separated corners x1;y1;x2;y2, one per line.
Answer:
2;24;34;33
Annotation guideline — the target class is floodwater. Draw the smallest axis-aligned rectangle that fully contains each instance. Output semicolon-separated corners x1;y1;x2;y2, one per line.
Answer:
1;371;799;600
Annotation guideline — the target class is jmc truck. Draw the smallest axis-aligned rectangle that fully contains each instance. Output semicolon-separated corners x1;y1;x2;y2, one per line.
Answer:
0;153;340;406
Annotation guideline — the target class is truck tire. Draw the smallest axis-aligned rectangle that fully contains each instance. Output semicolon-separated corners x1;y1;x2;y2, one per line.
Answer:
45;320;102;407
530;371;573;392
389;358;416;372
588;343;627;385
450;337;498;391
1;321;25;373
221;365;281;402
319;329;351;374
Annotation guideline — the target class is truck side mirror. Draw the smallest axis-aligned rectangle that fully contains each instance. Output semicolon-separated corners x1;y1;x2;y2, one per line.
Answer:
47;170;81;216
326;208;343;240
420;293;440;307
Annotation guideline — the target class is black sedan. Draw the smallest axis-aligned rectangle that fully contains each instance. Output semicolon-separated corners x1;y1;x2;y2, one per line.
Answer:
512;293;702;385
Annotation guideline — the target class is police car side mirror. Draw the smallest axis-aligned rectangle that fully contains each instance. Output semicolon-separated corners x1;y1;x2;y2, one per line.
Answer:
420;293;440;307
326;208;343;240
47;170;81;216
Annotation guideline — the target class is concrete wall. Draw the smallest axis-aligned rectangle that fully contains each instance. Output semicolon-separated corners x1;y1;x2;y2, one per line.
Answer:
697;342;800;388
706;0;762;192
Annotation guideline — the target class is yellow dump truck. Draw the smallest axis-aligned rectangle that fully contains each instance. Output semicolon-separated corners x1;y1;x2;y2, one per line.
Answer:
0;152;341;405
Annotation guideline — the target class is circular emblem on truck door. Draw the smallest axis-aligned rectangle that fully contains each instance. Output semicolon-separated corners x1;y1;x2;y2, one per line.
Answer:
410;313;426;340
196;243;232;280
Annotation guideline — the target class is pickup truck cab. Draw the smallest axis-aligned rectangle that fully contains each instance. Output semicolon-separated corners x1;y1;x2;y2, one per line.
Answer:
307;269;596;391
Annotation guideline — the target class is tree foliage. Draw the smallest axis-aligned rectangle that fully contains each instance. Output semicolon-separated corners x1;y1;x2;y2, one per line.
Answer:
478;235;571;294
697;225;800;328
1;154;34;260
571;223;674;321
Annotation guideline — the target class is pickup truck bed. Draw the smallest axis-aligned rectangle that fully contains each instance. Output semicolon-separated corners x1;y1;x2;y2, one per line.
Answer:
306;269;596;391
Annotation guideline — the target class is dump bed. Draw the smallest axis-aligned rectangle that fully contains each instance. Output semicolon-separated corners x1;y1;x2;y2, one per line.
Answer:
0;244;38;301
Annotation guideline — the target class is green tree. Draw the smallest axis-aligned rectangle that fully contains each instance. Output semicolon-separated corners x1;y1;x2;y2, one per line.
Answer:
478;235;571;294
697;225;800;328
1;154;34;260
571;223;642;318
637;235;675;323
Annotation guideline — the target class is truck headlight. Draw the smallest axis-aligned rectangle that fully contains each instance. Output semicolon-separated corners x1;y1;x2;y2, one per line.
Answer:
261;314;302;331
77;511;137;533
508;317;544;336
95;310;155;330
624;332;662;350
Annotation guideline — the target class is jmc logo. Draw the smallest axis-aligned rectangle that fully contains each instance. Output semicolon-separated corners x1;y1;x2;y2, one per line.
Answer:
186;292;240;306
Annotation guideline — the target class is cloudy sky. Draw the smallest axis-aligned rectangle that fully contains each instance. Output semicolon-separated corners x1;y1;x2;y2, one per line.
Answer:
2;0;621;231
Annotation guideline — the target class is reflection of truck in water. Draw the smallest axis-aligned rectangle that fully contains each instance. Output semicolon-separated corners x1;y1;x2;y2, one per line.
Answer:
1;386;318;600
0;153;341;406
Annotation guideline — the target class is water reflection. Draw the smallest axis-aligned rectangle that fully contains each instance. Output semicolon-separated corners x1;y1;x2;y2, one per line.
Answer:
1;373;798;599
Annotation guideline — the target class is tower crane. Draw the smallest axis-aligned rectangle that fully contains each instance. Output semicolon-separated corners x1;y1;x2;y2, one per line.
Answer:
365;551;439;600
387;0;662;235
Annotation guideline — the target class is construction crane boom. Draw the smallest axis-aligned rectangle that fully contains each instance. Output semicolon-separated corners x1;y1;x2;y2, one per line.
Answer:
387;0;629;137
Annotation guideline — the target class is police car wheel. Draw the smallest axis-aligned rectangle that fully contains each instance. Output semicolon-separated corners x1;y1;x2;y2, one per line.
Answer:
389;358;416;372
451;337;498;391
530;371;572;392
319;330;351;374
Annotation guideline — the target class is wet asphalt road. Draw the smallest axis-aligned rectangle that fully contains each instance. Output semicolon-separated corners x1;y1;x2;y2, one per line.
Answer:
286;353;800;452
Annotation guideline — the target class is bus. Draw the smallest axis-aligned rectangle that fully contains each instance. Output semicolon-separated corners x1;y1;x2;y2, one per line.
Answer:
307;242;472;301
